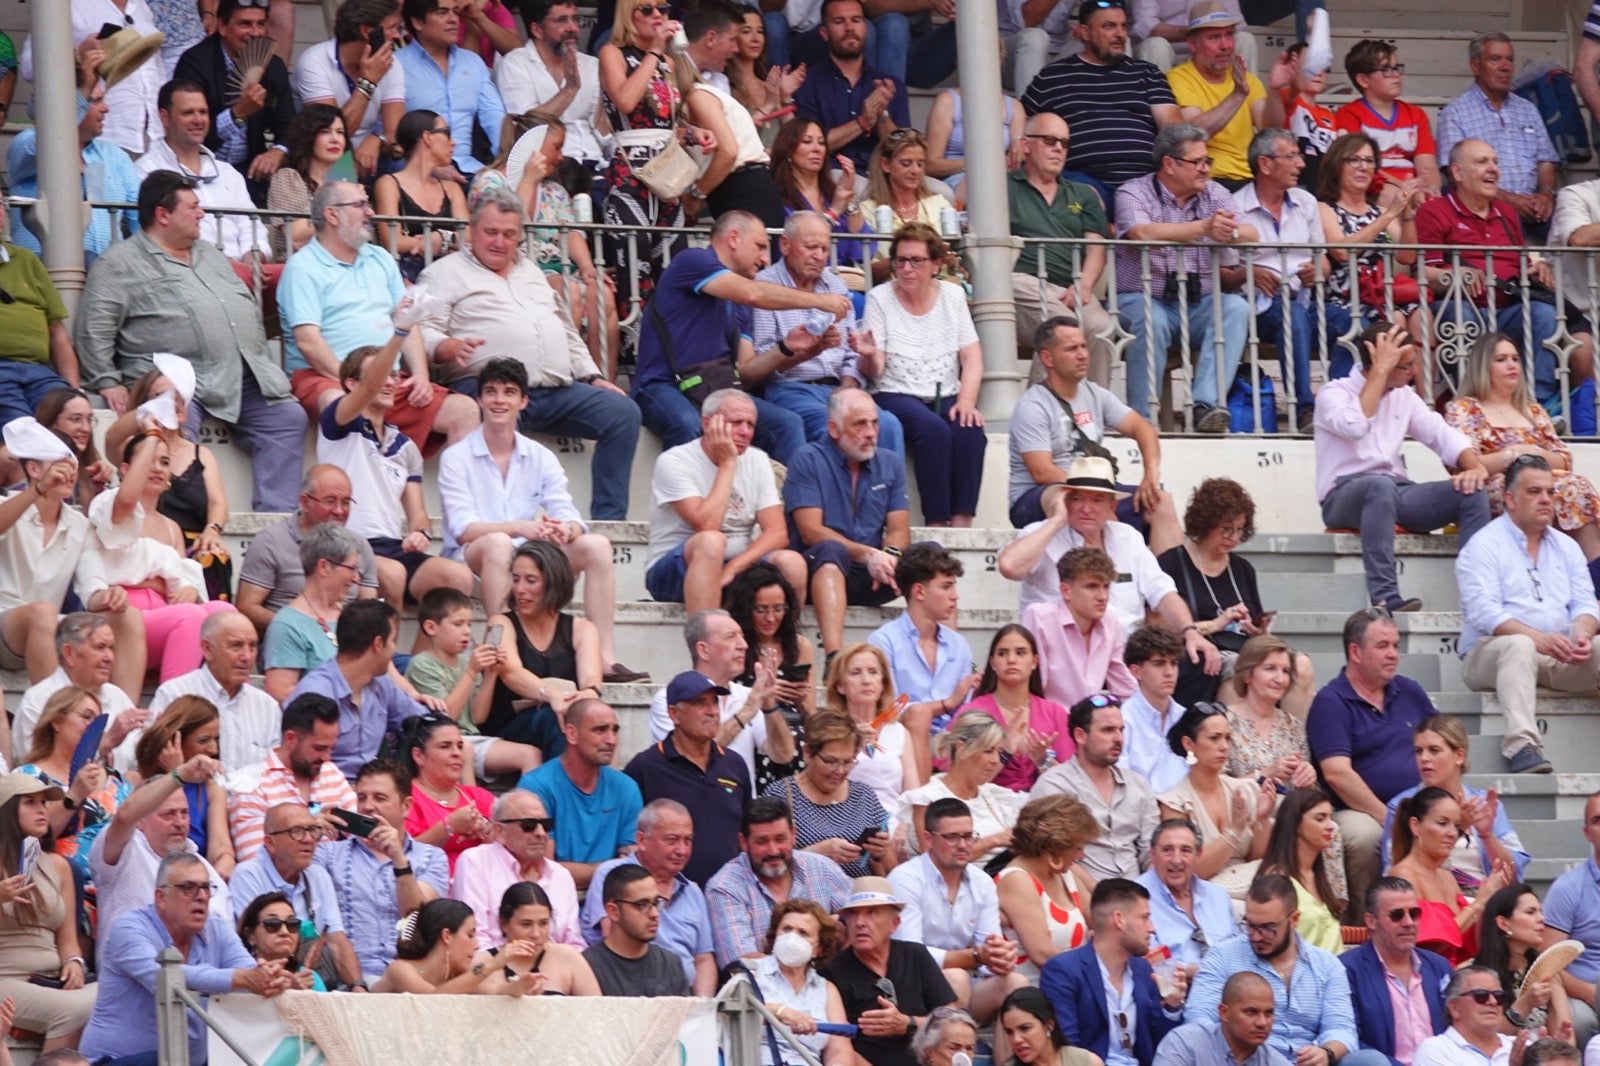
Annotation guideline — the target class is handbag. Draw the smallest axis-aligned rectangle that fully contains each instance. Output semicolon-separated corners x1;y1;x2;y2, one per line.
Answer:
1356;262;1421;308
633;133;700;201
648;298;741;407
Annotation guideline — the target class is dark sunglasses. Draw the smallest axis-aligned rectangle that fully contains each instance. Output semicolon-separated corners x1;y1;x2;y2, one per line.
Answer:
498;817;555;833
634;4;670;13
1385;906;1423;923
1456;989;1510;1006
256;917;295;933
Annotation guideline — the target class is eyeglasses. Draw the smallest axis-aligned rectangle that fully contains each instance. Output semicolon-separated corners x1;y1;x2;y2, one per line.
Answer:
330;560;362;576
1384;906;1423;923
883;128;926;145
892;256;932;268
256;917;295;933
1189;926;1210;949
1115;1012;1132;1051
1455;988;1510;1006
751;605;788;617
1264;151;1304;161
1025;133;1069;148
499;817;555;833
331;199;374;212
1082;693;1122;709
1373;64;1406;75
932;830;977;844
305;494;356;509
1241;919;1282;938
268;825;327;842
1175;155;1214;169
428;126;453;137
163;880;217;898
813;752;859;771
615;895;670;913
1216;524;1246;539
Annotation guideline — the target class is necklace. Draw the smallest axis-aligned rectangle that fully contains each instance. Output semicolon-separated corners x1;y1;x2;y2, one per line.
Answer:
417;779;460;805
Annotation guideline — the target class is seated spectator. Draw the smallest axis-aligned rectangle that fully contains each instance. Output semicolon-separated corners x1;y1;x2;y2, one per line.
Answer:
137;79;272;265
438;359;640;682
21;687;133;885
748;899;857;1066
827;643;922;810
374;898;531;994
1283;43;1336;189
960;625;1072;792
1387;787;1511;965
582;864;693;997
1032;695;1159;883
1157;703;1273;887
12;614;142;774
19;390;115;510
1165;2;1283;189
1001;987;1106;1066
0;773;96;1053
266;105;349;259
856;224;984;526
727;8;800;126
1138;817;1238;966
869;544;979;754
1020;548;1136;712
632;211;847;464
1412;968;1518;1066
494;0;607;175
1542;791;1600;1043
173;0;295;184
520;699;641;887
1313;321;1491;613
1257;788;1345;954
647;390;805;615
293;0;406;179
785;389;911;658
768;125;875;267
890;797;1026;1022
262;524;368;703
316;758;449;984
765;711;892;878
0;210;80;427
1039;878;1185;1066
725;563;819;722
1221;636;1319;780
1114;123;1255;430
237;892;324;991
858;132;954;267
80;852;291;1066
132;698;236;879
418;189;638;522
319;336;475;608
288;599;433;779
278;180;477;454
1553;174;1600;307
498;881;603;995
1010;317;1177;546
1332;40;1441;193
1007;121;1117;390
826;876;957;1066
396;0;506;177
399;713;493;872
1382;716;1531;883
405;588;538;783
896;712;1024;867
74;171;307;511
1120;626;1189;794
1132;0;1256;71
1473;883;1573;1039
1435;34;1558;240
1417;141;1595;412
995;795;1096;981
579;799;716;993
1340;876;1451;1064
450;788;582;949
1154;973;1288;1066
373;109;468;283
228;694;357;863
790;0;910;171
234;466;378;636
912;1008;980;1066
926;84;1024;199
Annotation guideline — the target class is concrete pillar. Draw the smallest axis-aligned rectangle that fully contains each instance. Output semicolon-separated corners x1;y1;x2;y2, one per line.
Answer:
31;0;87;315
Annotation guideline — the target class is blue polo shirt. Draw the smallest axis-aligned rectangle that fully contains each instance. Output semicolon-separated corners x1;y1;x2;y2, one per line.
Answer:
288;659;428;780
278;238;405;374
518;759;644;864
782;438;908;550
633;247;752;392
1305;669;1430;809
623;732;751;886
1543;857;1600;982
792;57;911;170
579;855;713;984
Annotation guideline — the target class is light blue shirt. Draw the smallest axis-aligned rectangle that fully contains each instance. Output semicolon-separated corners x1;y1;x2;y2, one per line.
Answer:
1381;782;1531;880
1455;513;1599;658
228;853;346;934
1187;933;1359;1058
867;611;974;706
519;759;643;864
81;906;254;1066
1153;1021;1294;1066
887;852;1001;967
7;132;141;260
315;835;449;979
1121;689;1190;794
1436;85;1558;196
1138;869;1240;967
578;855;712;983
288;659;429;779
751;259;860;383
277;238;405;374
1541;856;1600;982
396;41;506;174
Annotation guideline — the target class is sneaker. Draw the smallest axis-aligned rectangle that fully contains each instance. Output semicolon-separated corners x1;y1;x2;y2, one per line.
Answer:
1384;597;1423;613
1195;404;1231;434
603;662;650;684
1507;745;1554;774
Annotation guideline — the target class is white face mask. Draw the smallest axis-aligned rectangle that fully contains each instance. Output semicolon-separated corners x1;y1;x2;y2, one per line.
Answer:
772;930;814;968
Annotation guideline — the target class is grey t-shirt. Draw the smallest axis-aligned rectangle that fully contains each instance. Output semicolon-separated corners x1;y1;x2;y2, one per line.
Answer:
1007;381;1133;504
237;517;380;611
582;941;692;997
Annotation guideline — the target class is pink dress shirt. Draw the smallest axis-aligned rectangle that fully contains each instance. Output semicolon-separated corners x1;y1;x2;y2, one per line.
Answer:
1383;956;1435;1066
1020;599;1136;711
1312;367;1474;502
449;840;583;950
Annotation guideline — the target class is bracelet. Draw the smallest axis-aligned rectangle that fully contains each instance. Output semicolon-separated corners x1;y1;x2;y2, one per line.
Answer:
1181;624;1199;634
393;328;411;338
883;545;902;557
170;770;185;785
355;78;376;97
776;339;795;357
208;522;224;533
64;956;84;968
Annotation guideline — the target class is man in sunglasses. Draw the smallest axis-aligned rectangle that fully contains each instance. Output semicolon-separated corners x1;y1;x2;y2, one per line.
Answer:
1411;968;1518;1066
450;788;583;949
1339;877;1451;1066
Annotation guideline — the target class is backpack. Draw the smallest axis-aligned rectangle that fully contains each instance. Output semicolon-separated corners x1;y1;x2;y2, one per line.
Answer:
1514;65;1591;164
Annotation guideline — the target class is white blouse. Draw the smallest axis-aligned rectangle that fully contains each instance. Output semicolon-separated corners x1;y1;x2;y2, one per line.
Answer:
864;279;977;401
78;492;206;602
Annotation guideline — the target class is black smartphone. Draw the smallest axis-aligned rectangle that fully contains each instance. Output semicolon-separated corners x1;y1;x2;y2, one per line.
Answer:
779;663;812;682
1252;610;1277;629
329;807;378;838
368;27;388;52
855;825;882;847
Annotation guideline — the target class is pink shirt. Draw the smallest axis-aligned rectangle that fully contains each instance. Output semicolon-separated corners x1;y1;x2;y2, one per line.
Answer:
1383;955;1434;1066
960;693;1075;786
1312;366;1474;501
1019;599;1136;712
406;783;495;872
449;839;583;950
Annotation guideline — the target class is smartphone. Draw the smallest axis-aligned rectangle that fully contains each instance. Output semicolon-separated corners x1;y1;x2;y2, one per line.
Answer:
1252;610;1277;629
328;807;379;839
484;622;505;647
368;27;388;52
19;837;39;882
779;662;812;683
854;825;882;847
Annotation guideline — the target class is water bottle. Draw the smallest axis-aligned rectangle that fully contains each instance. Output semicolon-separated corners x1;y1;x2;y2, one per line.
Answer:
805;307;834;336
572;193;593;224
940;207;959;238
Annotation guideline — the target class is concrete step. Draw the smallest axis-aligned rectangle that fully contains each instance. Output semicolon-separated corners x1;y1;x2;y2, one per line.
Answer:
1464;772;1600;821
1272;610;1463;655
1465;696;1600;775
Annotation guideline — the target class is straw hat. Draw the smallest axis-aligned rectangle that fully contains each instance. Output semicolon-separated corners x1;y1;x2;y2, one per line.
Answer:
1185;0;1241;33
98;28;166;90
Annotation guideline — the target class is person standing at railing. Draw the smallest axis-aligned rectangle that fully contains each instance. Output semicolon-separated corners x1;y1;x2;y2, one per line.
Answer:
396;0;508;177
293;0;408;179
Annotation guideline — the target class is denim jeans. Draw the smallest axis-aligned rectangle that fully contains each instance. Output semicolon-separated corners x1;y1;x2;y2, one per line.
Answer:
0;360;71;424
761;13;831;68
762;378;906;454
867;14;957;87
519;383;642;521
1321;474;1491;606
1117;290;1250;419
635;381;807;463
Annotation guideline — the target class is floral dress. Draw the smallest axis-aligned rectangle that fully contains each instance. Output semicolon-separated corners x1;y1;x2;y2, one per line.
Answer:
1445;395;1600;528
531;181;577;275
602;46;687;309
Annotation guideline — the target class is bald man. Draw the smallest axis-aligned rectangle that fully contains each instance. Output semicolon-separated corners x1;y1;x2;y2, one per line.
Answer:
1154;972;1292;1066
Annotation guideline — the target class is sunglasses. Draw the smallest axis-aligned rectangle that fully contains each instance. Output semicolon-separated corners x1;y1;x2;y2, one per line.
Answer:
1384;907;1423;922
1455;989;1510;1006
1026;133;1069;148
256;917;296;933
499;817;555;833
634;4;670;14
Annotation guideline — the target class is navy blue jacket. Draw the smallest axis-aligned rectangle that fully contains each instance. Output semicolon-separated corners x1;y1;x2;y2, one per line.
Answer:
1040;945;1179;1066
1338;941;1451;1066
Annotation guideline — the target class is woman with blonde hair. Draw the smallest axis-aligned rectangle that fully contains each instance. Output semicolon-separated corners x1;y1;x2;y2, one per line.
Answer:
859;129;953;268
17;688;128;885
996;794;1098;979
825;643;923;810
133;696;234;878
895;712;1022;865
1222;635;1317;782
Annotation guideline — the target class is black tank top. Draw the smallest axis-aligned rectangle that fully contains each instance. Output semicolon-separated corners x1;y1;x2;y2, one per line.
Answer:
485;613;578;735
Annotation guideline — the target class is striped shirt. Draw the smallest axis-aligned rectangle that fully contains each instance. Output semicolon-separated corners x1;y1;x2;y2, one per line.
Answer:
1586;1;1600;40
1021;54;1177;186
228;748;358;862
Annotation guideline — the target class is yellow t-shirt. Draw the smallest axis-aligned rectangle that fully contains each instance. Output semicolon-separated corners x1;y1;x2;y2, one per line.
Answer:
1166;61;1266;181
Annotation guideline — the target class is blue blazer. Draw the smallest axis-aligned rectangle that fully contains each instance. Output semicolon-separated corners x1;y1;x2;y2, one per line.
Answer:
1040;945;1178;1066
1338;941;1450;1066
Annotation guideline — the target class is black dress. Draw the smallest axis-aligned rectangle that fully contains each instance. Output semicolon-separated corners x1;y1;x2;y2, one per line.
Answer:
160;452;232;601
384;174;461;282
484;613;577;757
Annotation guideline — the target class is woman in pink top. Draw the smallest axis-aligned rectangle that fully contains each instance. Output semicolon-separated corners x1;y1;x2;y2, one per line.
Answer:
958;625;1071;792
457;0;522;66
403;714;494;872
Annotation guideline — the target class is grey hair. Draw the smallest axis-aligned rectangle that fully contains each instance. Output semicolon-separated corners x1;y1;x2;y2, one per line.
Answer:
298;522;362;574
491;789;542;820
1154;123;1207;165
55;612;110;656
684;608;732;661
1247;127;1296;177
636;798;691;835
309;180;358;232
470;183;526;225
1444;965;1503;1000
783;210;831;241
155;850;206;888
1467;31;1511;65
826;387;872;428
910;1007;977;1062
702;389;754;418
200;610;242;643
1522;1040;1581;1066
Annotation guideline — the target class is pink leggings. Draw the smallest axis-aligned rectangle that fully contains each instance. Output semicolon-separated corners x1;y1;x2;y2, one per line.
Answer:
124;588;237;682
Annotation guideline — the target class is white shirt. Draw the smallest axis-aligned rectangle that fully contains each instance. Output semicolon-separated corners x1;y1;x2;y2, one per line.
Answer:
437;428;584;560
149;667;281;774
1551;177;1600;299
647;441;781;568
89;827;231;935
864;280;977;401
136;139;270;261
13;669;136;767
291;39;407;145
78;492;206;604
1100;954;1141;1066
0;495;90;613
22;0;166;155
1413;1028;1514;1066
1228;184;1326;313
1014;519;1178;626
690;81;768;169
646;682;763;794
493;42;606;164
887;852;1001;966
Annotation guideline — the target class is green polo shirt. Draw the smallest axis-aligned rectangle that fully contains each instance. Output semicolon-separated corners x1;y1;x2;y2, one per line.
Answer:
0;243;67;365
1007;169;1110;288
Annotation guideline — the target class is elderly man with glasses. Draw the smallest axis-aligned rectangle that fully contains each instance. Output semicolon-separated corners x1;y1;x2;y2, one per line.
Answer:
1340;877;1451;1066
1411;968;1521;1066
450;788;583;950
